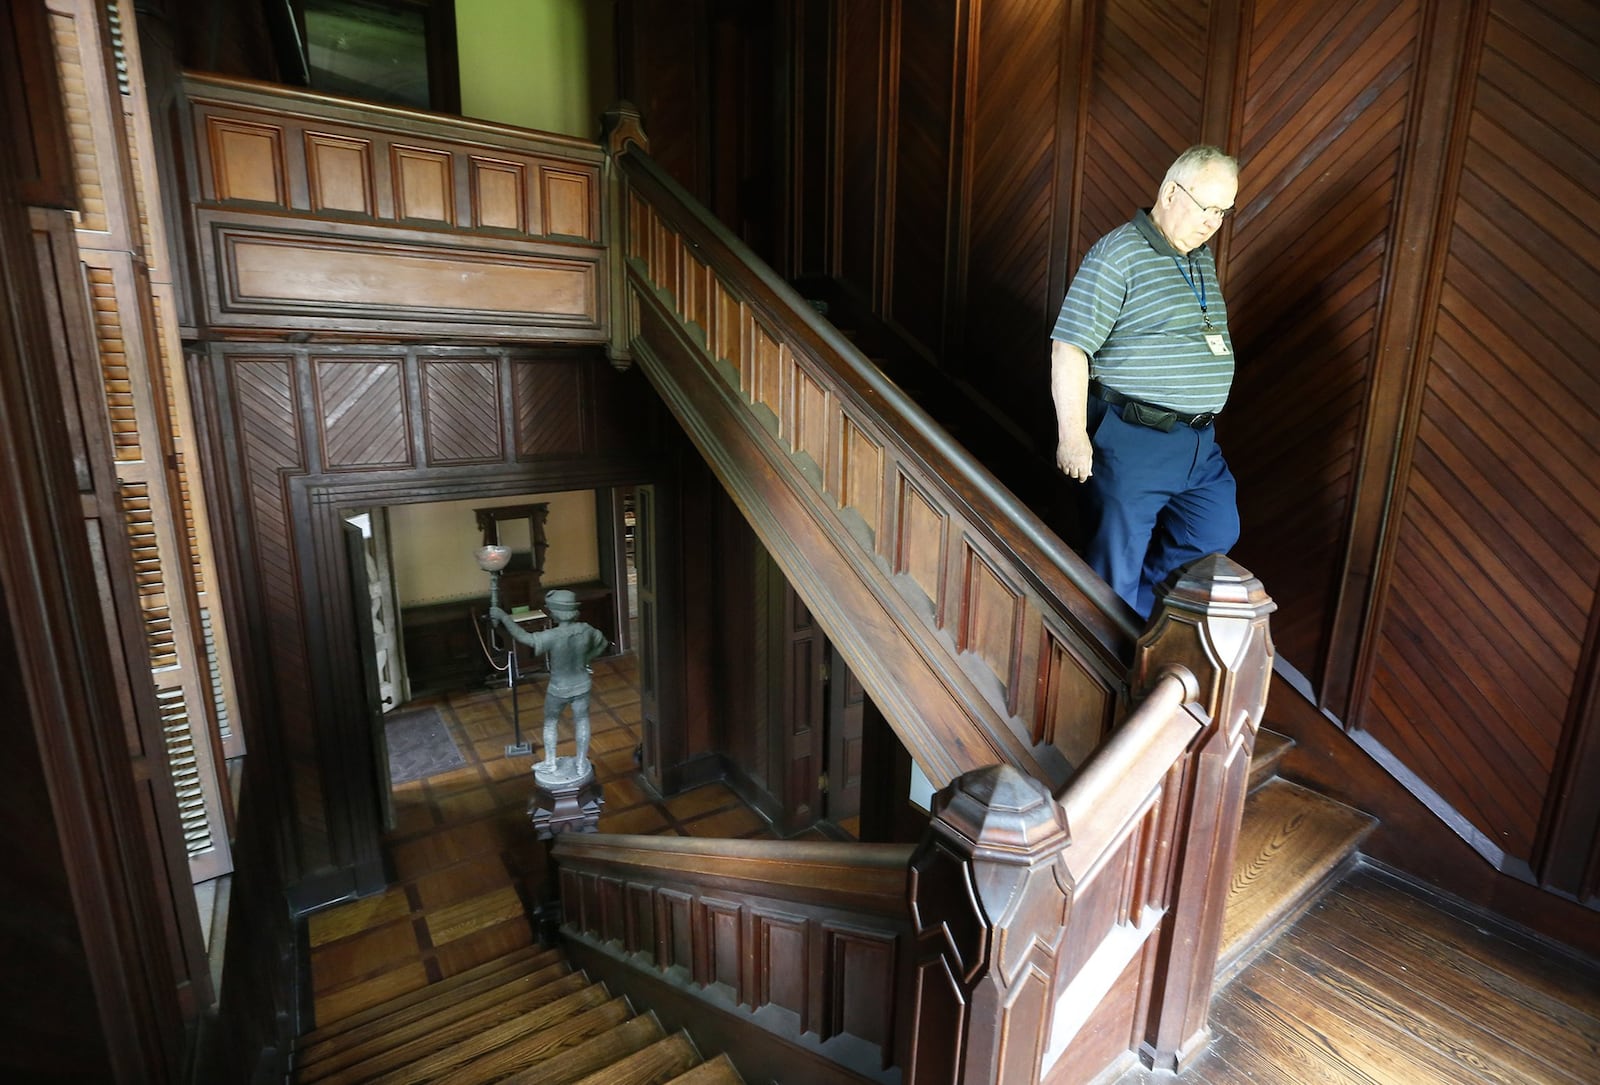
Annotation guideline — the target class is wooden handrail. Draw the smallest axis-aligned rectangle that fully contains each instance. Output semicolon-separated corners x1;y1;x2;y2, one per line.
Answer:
553;834;912;914
553;832;914;1084
614;144;1137;794
618;148;1132;648
577;133;1276;1085
1059;666;1202;871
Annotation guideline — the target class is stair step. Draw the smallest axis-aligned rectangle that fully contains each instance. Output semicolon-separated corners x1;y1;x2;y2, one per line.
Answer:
1248;729;1293;792
493;1012;668;1085
665;1053;745;1084
414;996;635;1085
298;944;560;1051
298;966;585;1082
1218;777;1376;979
569;1031;701;1085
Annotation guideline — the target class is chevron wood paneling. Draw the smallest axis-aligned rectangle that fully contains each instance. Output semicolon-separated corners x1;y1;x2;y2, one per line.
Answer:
514;358;586;457
314;358;411;470
629;0;1600;933
422;358;501;465
230;355;329;870
1363;0;1600;863
1227;0;1418;675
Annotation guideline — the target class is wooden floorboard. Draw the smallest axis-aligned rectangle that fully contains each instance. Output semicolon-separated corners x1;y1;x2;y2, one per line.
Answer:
1114;863;1600;1084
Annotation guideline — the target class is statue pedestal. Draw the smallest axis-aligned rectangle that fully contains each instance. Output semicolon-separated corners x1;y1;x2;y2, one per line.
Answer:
528;758;604;840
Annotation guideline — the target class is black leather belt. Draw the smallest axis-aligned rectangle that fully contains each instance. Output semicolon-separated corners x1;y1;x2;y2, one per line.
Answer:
1090;381;1217;430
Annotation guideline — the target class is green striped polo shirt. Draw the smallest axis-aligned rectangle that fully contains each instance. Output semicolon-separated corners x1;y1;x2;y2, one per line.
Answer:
1051;210;1234;414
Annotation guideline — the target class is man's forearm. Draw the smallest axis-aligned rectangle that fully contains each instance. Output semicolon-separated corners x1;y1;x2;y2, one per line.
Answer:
1051;340;1089;439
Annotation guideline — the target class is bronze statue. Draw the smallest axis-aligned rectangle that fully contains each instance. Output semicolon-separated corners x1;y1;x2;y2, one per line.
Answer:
488;589;610;781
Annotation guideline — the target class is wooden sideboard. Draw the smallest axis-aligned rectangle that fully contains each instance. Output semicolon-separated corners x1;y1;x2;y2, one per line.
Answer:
401;583;617;698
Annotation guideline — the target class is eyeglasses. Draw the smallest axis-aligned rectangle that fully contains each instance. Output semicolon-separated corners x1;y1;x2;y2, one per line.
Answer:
1174;180;1234;220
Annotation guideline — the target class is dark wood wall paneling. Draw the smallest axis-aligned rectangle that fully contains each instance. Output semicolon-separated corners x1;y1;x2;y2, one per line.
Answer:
1364;0;1600;888
886;0;962;361
205;342;659;902
958;0;1076;425
1227;0;1419;690
619;0;710;206
834;0;890;307
629;0;1600;938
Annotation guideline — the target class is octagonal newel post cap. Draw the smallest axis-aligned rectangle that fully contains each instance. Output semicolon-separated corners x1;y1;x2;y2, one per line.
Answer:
602;100;649;157
931;764;1070;861
1158;553;1276;622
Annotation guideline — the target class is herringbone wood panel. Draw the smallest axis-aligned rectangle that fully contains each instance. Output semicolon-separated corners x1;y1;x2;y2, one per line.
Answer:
317;359;410;469
1364;0;1600;859
423;359;501;465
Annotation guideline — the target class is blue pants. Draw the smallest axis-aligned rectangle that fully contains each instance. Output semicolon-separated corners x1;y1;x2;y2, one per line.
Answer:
1083;399;1239;617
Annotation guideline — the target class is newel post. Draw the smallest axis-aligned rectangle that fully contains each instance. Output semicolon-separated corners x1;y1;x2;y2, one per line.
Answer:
1135;554;1275;1070
903;764;1072;1085
601;101;648;370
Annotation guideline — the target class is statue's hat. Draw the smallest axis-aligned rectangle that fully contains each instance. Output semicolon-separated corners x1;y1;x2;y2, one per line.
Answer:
543;589;580;617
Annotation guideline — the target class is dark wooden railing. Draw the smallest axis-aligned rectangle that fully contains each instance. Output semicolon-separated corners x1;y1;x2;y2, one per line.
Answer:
555;835;913;1085
557;555;1274;1083
604;109;1139;797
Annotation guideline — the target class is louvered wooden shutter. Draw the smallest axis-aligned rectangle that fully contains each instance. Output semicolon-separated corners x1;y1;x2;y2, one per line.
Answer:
50;0;239;883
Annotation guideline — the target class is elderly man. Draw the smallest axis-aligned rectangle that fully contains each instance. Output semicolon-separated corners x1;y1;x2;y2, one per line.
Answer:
1051;145;1241;616
489;589;610;778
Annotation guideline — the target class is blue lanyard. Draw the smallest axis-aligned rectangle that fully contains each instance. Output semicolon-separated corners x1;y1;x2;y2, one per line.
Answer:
1172;254;1215;330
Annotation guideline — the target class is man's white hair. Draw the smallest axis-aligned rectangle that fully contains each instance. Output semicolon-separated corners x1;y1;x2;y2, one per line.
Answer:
1162;145;1239;191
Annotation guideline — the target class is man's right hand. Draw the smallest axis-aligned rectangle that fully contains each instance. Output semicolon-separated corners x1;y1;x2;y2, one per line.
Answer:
488;606;508;621
1057;432;1093;481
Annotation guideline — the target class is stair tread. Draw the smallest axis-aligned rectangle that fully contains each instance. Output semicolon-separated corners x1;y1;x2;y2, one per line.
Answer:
568;1032;701;1085
298;966;585;1082
665;1053;745;1084
397;996;636;1085
1248;729;1294;792
493;1012;668;1085
298;944;559;1049
1221;777;1376;971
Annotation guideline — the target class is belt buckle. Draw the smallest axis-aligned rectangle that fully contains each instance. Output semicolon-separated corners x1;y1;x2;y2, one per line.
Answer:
1190;412;1216;428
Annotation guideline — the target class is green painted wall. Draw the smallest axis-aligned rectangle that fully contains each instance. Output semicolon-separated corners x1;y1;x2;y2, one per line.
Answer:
455;0;614;138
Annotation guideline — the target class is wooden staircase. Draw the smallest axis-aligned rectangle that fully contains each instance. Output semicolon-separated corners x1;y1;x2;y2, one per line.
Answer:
292;944;744;1085
1218;730;1377;982
292;732;1373;1085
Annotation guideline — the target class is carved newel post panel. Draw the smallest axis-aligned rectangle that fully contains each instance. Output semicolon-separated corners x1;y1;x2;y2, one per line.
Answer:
905;764;1073;1084
1136;554;1275;1070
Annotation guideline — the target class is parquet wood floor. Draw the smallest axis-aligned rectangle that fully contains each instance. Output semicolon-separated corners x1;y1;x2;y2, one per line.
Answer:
303;653;808;1030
